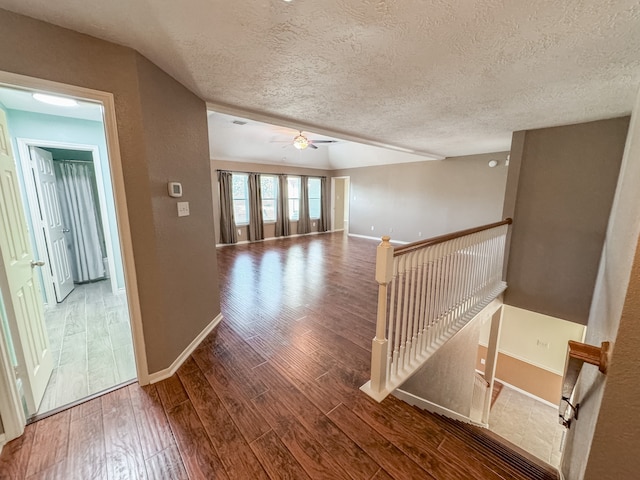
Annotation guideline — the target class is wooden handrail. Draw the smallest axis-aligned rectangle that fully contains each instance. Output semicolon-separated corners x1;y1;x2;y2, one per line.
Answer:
393;218;513;257
568;340;610;374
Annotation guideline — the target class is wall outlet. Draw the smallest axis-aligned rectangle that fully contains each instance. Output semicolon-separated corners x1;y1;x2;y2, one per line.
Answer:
371;226;375;231
480;358;485;365
312;222;316;227
177;201;190;217
389;227;393;233
418;231;422;237
237;229;242;236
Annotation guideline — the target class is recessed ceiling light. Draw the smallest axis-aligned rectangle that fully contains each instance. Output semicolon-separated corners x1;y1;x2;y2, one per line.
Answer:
32;93;78;107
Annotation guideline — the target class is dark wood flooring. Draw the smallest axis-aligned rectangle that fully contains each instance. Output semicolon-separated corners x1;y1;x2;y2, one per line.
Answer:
0;233;552;479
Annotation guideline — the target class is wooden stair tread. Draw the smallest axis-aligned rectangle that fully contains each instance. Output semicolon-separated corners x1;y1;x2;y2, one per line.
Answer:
423;408;559;480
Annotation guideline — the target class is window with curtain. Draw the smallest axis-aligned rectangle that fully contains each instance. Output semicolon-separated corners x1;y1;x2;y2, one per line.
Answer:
287;176;301;221
308;177;321;220
260;175;277;222
232;173;249;224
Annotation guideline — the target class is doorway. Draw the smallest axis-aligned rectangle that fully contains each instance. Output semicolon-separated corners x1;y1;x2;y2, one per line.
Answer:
16;140;134;417
331;176;350;232
0;75;144;441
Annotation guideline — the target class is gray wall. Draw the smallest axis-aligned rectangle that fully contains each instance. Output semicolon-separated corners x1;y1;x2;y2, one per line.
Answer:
211;159;332;244
0;9;220;374
333;152;508;243
562;89;640;479
504;117;629;325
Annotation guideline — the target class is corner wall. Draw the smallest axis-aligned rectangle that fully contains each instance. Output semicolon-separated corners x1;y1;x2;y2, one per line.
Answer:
503;117;629;325
333;152;508;243
562;88;640;479
0;9;221;374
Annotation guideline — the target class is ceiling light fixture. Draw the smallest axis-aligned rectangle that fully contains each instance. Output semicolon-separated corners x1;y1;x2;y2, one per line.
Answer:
32;93;78;107
488;160;498;168
293;132;309;150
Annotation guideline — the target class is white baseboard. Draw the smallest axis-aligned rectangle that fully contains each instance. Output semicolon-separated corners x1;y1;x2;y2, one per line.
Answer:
393;388;487;428
148;313;223;383
216;229;331;247
347;233;409;245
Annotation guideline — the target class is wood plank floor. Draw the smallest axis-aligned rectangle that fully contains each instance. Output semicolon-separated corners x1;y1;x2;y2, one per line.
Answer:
0;232;545;479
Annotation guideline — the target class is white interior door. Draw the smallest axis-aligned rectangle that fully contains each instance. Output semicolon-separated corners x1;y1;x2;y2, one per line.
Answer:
29;146;74;302
0;109;53;415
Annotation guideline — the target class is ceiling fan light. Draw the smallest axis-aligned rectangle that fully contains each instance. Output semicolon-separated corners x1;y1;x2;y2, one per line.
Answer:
293;133;309;150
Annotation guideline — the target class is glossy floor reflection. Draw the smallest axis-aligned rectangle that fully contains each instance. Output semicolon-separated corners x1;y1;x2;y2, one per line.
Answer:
1;233;558;479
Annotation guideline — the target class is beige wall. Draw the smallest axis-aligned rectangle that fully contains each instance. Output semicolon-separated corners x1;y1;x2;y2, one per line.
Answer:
477;306;585;405
504;117;629;325
333;152;508;243
0;9;220;373
480;306;586;375
211;159;331;244
562;88;640;479
476;346;562;405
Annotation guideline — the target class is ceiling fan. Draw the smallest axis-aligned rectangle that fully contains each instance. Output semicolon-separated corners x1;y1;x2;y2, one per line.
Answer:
274;131;338;150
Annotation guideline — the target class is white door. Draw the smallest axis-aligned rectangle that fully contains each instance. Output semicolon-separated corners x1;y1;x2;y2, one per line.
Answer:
0;110;53;415
29;146;74;302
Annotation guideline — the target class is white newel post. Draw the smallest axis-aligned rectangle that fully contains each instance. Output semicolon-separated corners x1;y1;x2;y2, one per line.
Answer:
370;236;394;395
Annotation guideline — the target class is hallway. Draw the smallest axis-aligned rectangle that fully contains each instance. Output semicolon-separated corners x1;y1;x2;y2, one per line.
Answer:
0;233;557;479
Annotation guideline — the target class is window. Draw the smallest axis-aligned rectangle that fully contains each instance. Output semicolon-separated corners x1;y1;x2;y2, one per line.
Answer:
231;173;249;224
308;178;321;219
260;175;277;222
288;176;300;221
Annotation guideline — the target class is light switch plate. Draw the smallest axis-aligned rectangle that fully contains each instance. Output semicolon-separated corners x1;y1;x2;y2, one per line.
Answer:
177;201;190;217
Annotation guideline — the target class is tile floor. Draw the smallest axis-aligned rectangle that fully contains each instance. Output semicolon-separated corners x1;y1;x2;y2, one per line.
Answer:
37;280;135;416
488;382;565;467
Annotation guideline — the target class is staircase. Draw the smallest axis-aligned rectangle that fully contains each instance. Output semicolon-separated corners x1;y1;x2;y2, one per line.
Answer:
361;219;512;403
430;411;560;480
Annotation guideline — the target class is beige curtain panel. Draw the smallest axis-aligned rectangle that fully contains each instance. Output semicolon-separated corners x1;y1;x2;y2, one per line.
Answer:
218;170;237;244
248;173;264;241
275;174;290;237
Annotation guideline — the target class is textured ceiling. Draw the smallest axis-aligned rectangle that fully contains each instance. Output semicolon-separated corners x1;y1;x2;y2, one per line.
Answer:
208;111;443;169
2;0;639;158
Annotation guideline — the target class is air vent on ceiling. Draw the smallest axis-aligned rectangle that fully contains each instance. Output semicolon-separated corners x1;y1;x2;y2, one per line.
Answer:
232;120;247;125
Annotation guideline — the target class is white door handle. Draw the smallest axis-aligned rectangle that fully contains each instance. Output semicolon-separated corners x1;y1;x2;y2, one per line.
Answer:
30;260;45;268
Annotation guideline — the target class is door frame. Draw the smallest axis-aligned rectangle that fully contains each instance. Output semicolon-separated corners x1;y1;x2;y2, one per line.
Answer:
16;139;120;301
330;175;350;232
0;71;149;445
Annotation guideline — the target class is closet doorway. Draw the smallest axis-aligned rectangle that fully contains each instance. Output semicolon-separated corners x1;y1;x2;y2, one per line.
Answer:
16;140;120;303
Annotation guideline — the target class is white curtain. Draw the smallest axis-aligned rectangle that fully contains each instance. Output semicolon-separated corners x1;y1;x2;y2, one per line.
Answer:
55;161;106;283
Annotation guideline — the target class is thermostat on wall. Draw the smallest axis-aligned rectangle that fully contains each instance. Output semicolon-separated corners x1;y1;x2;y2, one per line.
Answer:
168;182;182;198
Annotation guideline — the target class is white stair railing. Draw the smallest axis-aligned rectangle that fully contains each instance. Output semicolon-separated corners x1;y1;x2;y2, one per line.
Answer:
361;219;512;402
